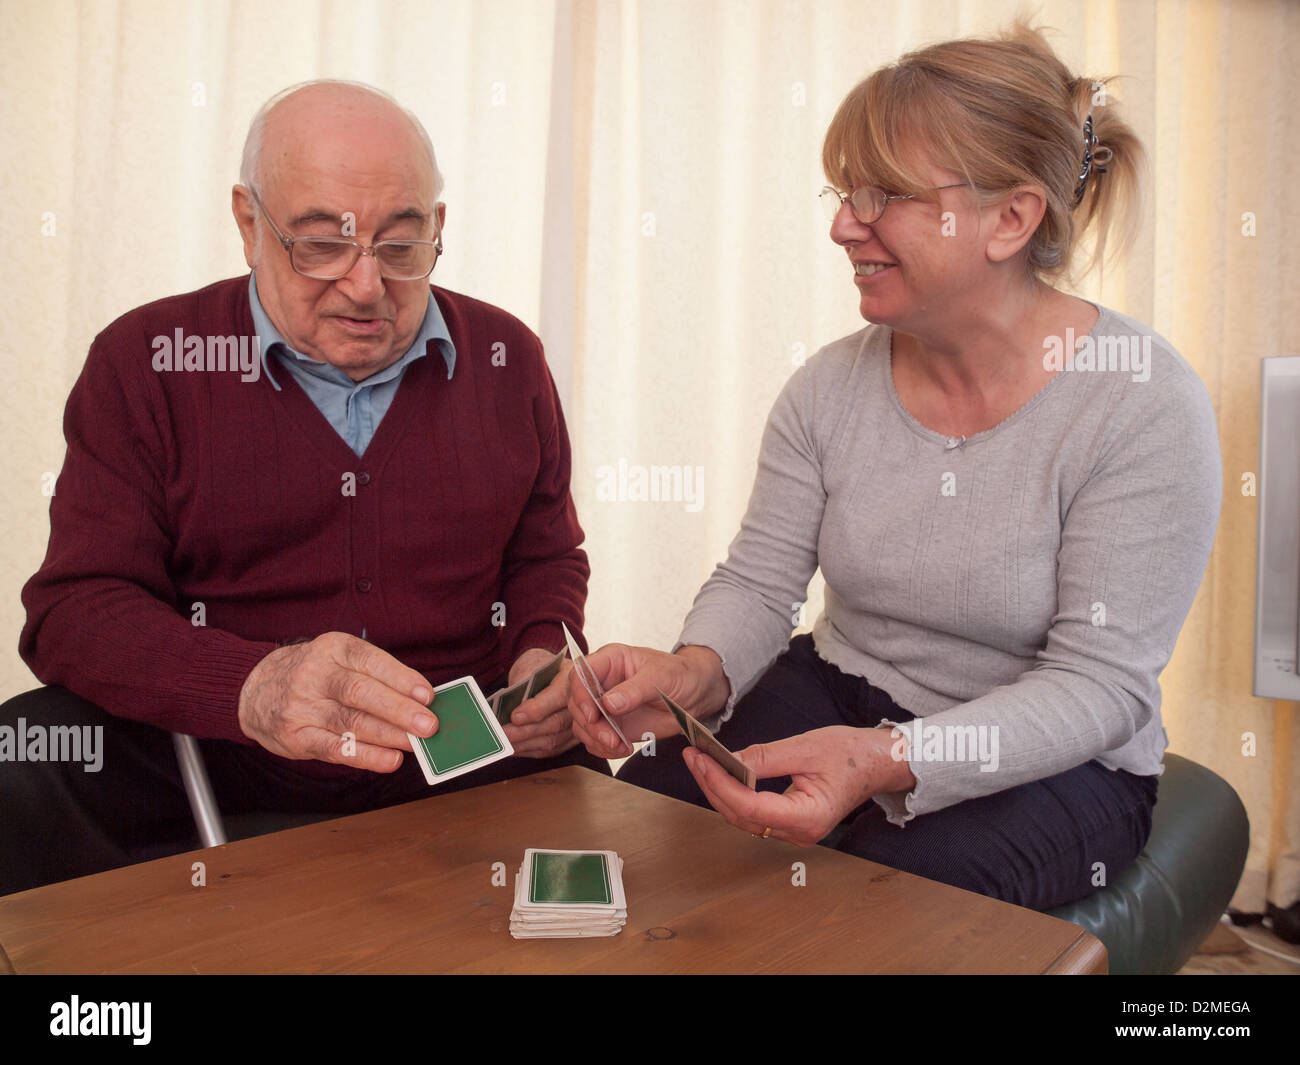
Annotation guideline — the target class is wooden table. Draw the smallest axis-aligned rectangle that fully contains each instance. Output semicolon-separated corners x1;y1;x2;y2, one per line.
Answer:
0;767;1105;974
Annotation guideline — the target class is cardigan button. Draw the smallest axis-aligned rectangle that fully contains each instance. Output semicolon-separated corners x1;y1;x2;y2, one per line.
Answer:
356;578;373;593
357;471;371;486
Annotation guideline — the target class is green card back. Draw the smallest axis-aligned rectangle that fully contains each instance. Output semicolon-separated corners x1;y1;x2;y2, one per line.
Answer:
529;852;613;905
417;681;503;774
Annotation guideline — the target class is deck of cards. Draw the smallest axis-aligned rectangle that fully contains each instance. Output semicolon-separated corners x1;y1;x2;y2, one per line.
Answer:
509;849;627;938
407;676;514;785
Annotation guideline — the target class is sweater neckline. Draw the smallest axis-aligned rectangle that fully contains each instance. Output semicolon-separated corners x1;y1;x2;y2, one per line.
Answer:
265;336;437;472
235;277;459;473
882;302;1108;450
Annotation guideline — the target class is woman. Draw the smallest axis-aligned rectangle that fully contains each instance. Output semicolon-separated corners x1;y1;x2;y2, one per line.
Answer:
565;24;1221;910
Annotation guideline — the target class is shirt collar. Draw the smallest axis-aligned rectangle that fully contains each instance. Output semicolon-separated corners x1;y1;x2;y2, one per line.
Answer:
247;271;456;392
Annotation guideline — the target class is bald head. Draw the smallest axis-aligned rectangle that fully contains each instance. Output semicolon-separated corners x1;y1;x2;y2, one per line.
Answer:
240;80;443;200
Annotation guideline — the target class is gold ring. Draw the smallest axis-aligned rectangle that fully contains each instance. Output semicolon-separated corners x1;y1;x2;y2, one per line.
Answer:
761;826;772;839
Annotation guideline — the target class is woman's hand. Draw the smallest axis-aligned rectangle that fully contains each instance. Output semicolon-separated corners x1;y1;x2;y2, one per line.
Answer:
567;643;730;758
684;725;917;846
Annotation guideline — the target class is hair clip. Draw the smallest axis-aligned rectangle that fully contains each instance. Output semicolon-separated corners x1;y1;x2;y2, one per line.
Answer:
1073;112;1111;207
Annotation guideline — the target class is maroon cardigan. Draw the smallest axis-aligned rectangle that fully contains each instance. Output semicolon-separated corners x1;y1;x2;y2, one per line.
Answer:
20;275;588;777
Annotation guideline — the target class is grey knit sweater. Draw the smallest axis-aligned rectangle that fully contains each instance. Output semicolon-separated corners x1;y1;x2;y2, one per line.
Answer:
677;305;1222;825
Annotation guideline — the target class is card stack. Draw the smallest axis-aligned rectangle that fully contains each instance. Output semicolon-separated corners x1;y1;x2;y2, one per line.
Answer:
510;849;627;939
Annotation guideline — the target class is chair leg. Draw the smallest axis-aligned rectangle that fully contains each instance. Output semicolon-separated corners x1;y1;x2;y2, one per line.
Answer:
171;732;228;847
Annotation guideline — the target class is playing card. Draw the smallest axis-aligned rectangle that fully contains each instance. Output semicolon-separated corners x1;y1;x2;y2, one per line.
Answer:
657;688;756;789
525;849;624;908
561;623;632;753
406;676;513;785
485;648;569;724
523;647;567;699
493;677;530;725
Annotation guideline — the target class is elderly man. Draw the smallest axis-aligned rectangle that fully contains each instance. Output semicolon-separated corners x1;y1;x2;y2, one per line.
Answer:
2;80;604;896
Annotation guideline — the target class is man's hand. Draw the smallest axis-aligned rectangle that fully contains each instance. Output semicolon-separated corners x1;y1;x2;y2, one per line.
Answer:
683;726;918;846
501;646;580;759
237;632;436;772
567;643;730;759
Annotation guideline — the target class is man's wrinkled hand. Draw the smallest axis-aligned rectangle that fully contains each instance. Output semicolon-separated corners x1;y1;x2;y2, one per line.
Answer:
502;647;580;759
237;631;436;772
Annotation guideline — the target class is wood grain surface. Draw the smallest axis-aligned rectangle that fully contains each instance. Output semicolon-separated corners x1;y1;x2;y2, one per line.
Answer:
0;767;1105;974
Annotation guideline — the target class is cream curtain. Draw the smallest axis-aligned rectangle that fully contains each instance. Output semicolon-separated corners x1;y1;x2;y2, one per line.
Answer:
1;0;1296;912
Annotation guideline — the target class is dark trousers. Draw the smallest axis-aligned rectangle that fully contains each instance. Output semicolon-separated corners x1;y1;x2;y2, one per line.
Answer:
0;684;609;896
618;635;1158;911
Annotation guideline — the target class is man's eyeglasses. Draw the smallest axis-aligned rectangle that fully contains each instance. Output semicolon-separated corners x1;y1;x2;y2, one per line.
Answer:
246;187;443;281
820;183;970;225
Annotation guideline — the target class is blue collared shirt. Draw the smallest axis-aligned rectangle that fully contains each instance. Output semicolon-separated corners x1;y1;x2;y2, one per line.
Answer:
248;272;456;455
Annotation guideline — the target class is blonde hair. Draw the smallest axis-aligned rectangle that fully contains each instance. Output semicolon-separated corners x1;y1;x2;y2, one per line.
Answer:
822;22;1143;282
